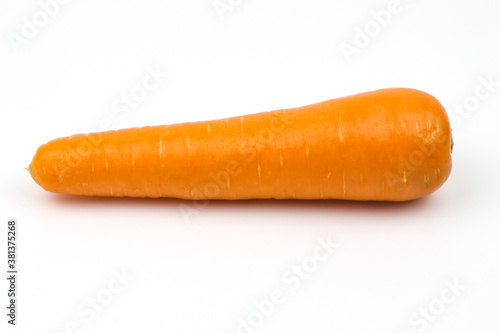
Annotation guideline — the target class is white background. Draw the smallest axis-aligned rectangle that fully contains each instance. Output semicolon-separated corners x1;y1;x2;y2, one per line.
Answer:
1;0;500;332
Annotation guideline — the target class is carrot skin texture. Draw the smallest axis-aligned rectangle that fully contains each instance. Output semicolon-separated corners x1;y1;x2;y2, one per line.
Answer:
29;88;452;201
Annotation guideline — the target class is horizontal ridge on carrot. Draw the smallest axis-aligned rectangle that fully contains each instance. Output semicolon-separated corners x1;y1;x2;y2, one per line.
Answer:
28;88;452;201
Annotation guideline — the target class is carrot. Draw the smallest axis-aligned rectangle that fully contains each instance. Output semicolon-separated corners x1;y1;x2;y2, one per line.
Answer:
28;88;452;201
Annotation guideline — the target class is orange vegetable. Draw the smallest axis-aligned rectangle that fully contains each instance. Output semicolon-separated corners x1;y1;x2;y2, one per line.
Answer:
28;88;452;201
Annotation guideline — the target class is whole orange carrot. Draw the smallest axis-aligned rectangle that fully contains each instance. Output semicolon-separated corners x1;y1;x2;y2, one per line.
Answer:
28;88;452;201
